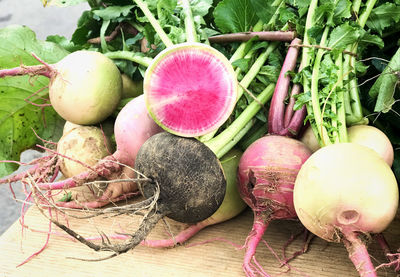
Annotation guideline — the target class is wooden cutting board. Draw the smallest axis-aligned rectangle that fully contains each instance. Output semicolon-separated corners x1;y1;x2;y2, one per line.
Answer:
0;189;399;277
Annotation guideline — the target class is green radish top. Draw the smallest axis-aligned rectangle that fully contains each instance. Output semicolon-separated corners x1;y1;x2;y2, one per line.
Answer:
143;42;238;137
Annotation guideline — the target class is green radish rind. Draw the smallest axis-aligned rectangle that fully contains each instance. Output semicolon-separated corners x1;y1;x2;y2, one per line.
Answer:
143;42;238;137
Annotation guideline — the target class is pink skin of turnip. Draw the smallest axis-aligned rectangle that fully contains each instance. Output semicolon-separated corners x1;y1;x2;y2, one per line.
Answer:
237;135;312;277
233;38;312;277
294;143;399;277
37;95;163;208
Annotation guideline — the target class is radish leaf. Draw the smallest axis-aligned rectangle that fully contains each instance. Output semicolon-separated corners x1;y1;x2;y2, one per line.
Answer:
92;5;134;21
213;0;259;33
366;2;400;35
0;25;68;177
369;47;400;113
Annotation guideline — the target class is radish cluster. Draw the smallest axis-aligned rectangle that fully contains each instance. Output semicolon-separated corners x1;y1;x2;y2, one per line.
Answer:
1;0;400;276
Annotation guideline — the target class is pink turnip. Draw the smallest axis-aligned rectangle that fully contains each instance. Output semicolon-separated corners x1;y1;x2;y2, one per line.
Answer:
238;135;312;276
235;37;312;277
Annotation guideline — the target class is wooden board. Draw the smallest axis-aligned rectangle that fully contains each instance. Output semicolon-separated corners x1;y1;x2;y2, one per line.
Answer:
0;190;399;277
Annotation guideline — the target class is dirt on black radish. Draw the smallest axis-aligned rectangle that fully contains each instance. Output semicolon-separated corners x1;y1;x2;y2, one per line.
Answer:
141;148;247;247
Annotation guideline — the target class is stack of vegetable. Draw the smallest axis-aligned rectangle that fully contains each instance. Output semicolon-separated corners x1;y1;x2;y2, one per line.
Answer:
0;0;400;276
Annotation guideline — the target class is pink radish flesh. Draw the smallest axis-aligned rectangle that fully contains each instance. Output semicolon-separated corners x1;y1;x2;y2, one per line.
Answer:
144;43;237;137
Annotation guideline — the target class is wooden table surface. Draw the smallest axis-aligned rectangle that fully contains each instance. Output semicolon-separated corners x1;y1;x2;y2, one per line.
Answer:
0;190;399;277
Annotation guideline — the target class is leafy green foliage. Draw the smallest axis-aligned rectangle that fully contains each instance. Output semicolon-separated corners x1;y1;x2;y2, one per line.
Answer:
213;0;259;33
0;25;68;177
93;5;135;21
366;2;400;35
368;47;400;113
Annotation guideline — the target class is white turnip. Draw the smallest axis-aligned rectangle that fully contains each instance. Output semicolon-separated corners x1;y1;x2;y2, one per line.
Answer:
0;50;122;125
49;51;122;125
57;125;113;178
300;125;394;166
294;143;399;277
347;125;394;167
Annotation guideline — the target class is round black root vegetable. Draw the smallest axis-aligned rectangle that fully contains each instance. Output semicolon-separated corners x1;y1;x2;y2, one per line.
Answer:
135;132;226;223
47;132;226;258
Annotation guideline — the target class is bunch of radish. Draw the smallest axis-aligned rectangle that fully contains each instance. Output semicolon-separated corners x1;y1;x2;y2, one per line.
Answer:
22;0;289;259
291;1;400;276
0;0;399;276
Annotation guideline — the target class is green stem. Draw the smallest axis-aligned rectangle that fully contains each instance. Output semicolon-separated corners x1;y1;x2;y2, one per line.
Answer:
229;0;284;65
229;20;263;64
199;41;278;143
104;51;153;67
200;18;286;143
133;0;174;48
205;84;275;157
238;120;268;150
352;0;362;16
335;53;348;143
301;0;319;70
180;0;197;43
310;27;332;146
301;0;319;145
344;0;378;125
100;20;111;53
217;119;255;159
358;0;378;28
238;42;279;100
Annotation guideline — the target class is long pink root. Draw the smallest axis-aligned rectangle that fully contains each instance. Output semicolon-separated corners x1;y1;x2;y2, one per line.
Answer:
141;222;206;248
342;231;377;277
36;155;121;190
243;219;270;277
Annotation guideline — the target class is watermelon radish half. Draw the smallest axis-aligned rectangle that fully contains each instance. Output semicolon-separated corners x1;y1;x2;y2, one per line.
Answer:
144;42;238;137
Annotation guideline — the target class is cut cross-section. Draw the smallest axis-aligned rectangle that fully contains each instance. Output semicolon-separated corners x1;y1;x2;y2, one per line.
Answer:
144;42;238;137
